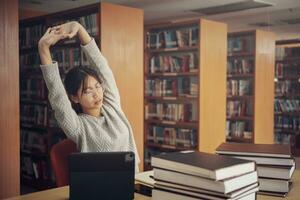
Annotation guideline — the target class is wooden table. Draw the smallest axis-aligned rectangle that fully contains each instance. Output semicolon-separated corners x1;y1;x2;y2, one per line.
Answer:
6;170;300;200
5;186;150;200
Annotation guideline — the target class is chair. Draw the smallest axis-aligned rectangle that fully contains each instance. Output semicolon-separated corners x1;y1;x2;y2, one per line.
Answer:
50;139;78;187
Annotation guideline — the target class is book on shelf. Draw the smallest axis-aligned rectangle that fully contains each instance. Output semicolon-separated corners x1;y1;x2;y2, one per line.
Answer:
147;26;199;50
153;167;258;194
146;125;197;149
151;150;256;181
216;142;292;158
257;164;295;179
155;181;259;200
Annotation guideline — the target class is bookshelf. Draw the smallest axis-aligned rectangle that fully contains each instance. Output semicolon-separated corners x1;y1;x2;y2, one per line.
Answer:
226;30;275;144
19;3;143;190
144;19;227;170
274;39;300;155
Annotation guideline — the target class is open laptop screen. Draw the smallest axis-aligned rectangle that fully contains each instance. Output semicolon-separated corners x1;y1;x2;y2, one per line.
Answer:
69;151;135;200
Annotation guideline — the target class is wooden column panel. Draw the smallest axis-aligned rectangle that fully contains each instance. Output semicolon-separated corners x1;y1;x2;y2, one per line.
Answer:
199;19;227;153
100;3;144;170
0;0;20;198
254;30;275;144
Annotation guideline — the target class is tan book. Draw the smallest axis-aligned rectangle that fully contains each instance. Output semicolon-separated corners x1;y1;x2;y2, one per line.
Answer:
135;170;155;188
257;164;295;179
154;168;258;194
216;142;291;158
155;181;259;199
154;184;258;200
152;188;257;200
220;154;295;166
258;177;292;193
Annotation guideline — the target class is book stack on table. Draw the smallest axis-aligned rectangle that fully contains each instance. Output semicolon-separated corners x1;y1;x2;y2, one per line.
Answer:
151;151;259;200
216;142;295;197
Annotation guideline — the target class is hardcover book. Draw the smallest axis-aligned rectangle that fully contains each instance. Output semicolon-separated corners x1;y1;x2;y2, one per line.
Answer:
151;150;255;181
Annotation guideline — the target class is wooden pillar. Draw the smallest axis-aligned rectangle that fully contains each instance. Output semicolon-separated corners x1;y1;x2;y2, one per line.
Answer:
0;0;20;198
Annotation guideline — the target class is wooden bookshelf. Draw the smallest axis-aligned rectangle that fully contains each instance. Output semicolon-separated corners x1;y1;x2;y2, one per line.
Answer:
274;39;300;155
19;3;143;190
144;19;227;170
226;30;275;144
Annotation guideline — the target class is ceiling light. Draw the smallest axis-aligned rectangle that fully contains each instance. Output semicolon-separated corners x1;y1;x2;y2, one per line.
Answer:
190;0;274;15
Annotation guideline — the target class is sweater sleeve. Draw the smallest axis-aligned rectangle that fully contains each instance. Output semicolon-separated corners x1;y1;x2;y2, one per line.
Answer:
81;39;121;106
40;62;82;142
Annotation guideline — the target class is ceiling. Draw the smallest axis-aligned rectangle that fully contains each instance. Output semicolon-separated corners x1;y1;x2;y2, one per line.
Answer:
19;0;300;40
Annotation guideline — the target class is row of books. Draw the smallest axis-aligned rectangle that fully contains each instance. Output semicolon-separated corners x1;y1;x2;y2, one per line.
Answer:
274;99;300;113
276;46;300;60
145;103;197;122
20;13;99;49
275;80;300;96
147;126;197;148
227;100;253;117
216;143;295;197
275;62;300;77
21;78;46;100
21;129;47;153
20;52;40;68
228;36;254;55
227;58;253;75
20;47;89;73
227;79;252;96
20;104;48;127
226;120;253;139
147;26;199;49
151;150;258;200
21;156;53;181
20;24;45;49
274;132;293;145
148;53;198;74
145;77;198;97
76;13;99;36
275;115;300;130
51;47;85;72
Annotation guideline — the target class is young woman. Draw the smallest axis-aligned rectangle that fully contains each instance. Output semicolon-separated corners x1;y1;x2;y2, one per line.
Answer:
38;21;140;172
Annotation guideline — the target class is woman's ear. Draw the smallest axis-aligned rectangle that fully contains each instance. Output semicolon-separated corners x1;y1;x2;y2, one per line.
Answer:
70;95;79;103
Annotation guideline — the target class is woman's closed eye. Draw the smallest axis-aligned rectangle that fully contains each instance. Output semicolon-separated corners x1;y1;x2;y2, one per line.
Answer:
83;89;93;95
83;85;104;96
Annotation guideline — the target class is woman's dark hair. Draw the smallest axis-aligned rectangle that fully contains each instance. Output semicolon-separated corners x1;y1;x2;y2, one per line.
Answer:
64;66;102;113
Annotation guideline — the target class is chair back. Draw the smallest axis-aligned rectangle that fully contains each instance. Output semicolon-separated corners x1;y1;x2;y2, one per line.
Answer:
50;139;78;187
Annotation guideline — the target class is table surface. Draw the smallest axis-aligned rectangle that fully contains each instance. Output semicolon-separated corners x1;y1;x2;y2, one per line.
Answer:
5;170;300;200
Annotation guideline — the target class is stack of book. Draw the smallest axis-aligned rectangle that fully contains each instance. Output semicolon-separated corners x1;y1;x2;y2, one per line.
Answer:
151;151;259;200
216;142;295;197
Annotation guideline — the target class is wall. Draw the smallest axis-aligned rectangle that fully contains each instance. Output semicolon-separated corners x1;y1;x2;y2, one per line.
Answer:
19;9;46;20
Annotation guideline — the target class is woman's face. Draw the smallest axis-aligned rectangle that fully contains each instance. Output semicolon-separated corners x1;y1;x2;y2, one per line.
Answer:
72;75;104;116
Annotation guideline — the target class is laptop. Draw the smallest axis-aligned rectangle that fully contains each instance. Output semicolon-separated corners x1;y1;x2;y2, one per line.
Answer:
69;151;135;200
